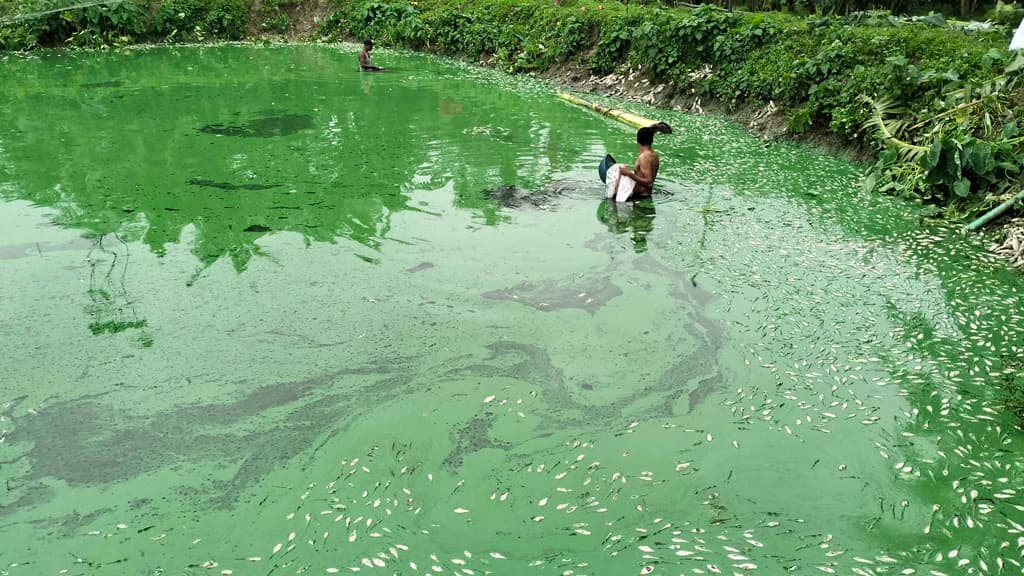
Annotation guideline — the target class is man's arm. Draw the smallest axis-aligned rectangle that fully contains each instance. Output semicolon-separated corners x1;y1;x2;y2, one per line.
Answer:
620;156;655;185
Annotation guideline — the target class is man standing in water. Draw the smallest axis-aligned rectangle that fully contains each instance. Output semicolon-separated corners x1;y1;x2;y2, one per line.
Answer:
359;39;384;71
618;126;661;199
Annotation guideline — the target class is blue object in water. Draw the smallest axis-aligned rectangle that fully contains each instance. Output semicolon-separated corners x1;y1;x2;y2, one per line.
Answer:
598;154;616;183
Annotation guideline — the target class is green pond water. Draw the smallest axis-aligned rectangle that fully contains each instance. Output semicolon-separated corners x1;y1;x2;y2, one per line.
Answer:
1;44;1023;576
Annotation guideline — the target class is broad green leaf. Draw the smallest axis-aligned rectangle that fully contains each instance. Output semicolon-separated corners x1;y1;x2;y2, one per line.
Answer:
1003;121;1020;140
984;48;1005;62
1007;52;1024;74
953;177;971;197
862;172;878;193
972;145;995;174
922;138;942;170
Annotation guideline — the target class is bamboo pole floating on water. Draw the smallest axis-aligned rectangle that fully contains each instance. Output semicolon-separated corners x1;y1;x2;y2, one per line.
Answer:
556;92;668;132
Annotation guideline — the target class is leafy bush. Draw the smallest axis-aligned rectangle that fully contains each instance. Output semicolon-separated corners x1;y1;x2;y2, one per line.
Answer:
262;12;290;32
0;22;39;50
591;15;637;74
0;0;252;47
861;54;1024;211
0;0;148;49
258;0;297;33
154;0;248;41
986;0;1024;24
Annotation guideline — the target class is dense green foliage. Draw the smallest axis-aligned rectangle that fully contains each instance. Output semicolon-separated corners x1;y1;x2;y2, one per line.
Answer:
0;0;148;48
0;0;248;48
861;56;1023;213
697;0;1015;19
317;0;1023;215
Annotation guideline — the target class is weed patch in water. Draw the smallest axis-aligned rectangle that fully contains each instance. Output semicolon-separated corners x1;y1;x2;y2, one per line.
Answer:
198;113;313;138
87;318;148;335
482;185;555;209
188;178;282;191
1;361;413;512
441;411;511;472
481;273;622;313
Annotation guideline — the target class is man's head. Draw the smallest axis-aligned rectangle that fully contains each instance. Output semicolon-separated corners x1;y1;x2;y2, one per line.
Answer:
363;39;374;50
637;126;655;147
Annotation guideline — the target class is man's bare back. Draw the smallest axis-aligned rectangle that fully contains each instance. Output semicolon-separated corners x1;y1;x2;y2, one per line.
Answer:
630;149;660;198
619;126;662;199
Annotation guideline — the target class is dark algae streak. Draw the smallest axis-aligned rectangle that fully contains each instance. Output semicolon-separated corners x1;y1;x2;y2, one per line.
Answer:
188;178;283;191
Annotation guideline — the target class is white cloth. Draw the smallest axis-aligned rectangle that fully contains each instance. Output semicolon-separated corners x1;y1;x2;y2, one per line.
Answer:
1012;18;1024;51
604;164;636;203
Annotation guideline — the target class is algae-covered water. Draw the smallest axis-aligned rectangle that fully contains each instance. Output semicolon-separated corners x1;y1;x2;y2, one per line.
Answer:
1;45;1023;576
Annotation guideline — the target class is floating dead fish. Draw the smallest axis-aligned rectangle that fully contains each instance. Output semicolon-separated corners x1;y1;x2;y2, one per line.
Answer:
405;262;435;273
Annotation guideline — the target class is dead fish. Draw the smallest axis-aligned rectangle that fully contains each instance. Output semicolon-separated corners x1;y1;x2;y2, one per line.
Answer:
405;262;435;273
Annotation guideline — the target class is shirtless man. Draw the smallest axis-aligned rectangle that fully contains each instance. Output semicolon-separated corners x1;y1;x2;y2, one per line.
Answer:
359;39;384;71
619;126;660;199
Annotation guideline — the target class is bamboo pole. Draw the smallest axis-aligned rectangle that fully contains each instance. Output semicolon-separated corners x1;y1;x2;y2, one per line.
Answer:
556;92;668;132
966;188;1024;231
908;99;983;131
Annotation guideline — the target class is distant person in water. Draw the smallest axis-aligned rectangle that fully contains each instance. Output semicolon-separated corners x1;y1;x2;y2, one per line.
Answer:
618;125;663;199
359;39;384;71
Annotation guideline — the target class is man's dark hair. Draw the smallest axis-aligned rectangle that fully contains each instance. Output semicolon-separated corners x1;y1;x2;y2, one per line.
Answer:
637;127;655;146
364;38;374;46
